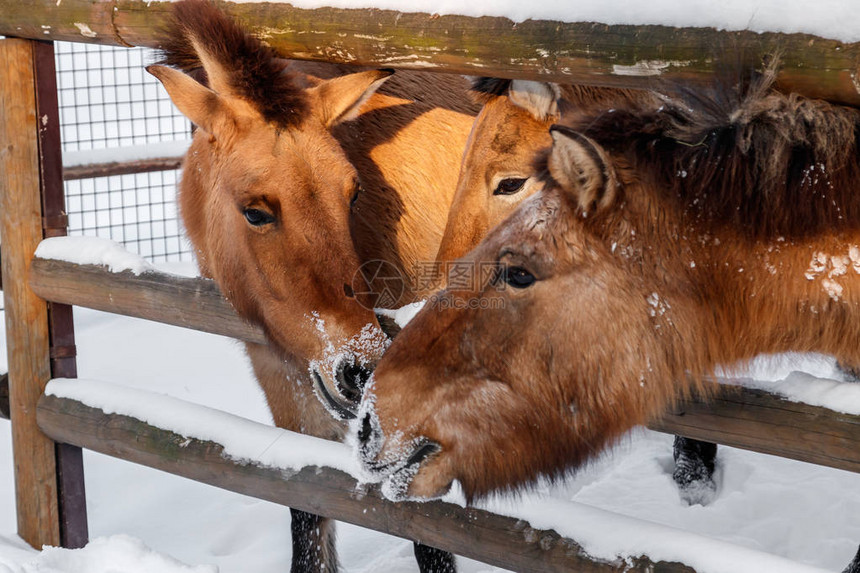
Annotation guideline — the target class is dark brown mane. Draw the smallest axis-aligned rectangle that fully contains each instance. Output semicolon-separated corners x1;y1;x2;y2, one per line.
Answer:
156;0;307;128
560;68;860;239
469;77;512;105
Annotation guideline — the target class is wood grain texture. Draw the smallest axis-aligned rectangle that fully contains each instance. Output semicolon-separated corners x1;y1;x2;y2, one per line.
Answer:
650;383;860;473
62;156;184;181
0;38;60;549
37;393;695;573
0;1;857;105
29;257;267;345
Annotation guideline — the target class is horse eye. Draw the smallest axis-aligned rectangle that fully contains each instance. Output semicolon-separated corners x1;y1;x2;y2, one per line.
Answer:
350;182;362;209
494;178;528;196
503;266;536;289
243;208;276;227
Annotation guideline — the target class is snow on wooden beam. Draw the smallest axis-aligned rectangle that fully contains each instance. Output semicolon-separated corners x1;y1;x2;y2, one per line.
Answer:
29;255;860;475
0;0;857;105
36;386;697;572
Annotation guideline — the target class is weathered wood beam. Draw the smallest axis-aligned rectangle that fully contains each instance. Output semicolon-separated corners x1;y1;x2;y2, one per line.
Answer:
30;256;860;474
650;385;860;473
0;38;61;549
28;257;267;345
36;392;695;573
62;156;184;181
0;1;857;105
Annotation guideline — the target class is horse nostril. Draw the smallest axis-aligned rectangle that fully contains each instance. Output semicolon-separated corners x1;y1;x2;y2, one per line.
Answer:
336;362;372;403
358;412;373;445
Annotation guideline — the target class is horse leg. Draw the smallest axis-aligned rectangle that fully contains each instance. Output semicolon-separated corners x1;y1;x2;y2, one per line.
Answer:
672;436;718;506
413;542;456;573
290;509;338;573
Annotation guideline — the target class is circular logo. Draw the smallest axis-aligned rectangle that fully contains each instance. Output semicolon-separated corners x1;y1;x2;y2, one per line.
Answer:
351;260;407;310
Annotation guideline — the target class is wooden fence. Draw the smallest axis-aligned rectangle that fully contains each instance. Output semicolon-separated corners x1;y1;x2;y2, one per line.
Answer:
2;2;860;571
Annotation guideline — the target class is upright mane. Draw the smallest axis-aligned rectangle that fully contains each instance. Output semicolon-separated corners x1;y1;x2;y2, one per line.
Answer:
155;0;307;128
468;77;512;105
564;66;860;239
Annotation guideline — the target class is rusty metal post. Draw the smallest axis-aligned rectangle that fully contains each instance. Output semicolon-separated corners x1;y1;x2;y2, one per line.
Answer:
33;39;88;550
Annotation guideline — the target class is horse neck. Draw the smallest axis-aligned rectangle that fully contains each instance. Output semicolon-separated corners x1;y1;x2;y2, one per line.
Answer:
340;73;477;303
713;234;860;366
601;187;860;372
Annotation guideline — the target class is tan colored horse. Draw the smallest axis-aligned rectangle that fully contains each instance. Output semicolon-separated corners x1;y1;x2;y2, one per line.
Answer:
435;78;654;262
148;1;475;571
436;77;725;504
358;65;860;537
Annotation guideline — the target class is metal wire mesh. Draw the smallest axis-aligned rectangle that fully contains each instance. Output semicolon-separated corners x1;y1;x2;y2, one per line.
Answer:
56;42;193;263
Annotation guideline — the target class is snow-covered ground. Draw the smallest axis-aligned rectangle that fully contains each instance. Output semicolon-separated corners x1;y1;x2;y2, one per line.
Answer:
1;260;860;572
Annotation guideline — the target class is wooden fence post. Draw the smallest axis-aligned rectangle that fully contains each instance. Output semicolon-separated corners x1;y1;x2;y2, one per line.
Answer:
0;37;88;550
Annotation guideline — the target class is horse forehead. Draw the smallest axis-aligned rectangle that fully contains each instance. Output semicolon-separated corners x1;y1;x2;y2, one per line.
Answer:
483;103;549;155
263;126;354;180
486;192;565;253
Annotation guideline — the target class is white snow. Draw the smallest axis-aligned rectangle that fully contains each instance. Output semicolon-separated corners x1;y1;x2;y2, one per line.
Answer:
483;496;829;573
229;0;860;43
35;236;156;275
45;378;359;476
3;268;860;571
2;535;217;573
62;140;191;168
375;300;426;329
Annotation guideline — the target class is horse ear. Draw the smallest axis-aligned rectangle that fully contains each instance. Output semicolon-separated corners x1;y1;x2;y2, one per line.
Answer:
508;80;561;121
548;125;619;215
311;69;394;127
147;65;233;139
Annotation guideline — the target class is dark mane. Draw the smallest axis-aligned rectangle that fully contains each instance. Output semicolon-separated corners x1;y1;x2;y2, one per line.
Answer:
156;0;307;129
563;67;860;239
469;77;512;105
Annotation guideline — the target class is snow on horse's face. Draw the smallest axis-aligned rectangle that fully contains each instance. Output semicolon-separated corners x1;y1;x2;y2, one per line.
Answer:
359;76;860;501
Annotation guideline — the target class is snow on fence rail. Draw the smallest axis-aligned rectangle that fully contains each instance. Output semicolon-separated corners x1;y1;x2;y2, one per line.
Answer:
3;2;860;570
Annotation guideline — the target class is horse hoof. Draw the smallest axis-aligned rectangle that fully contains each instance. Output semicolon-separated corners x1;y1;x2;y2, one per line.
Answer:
673;458;717;506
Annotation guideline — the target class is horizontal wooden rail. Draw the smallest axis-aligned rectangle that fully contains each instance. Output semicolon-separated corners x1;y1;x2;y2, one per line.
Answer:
36;391;694;573
650;385;860;473
0;1;858;106
28;257;267;345
30;256;860;475
62;156;184;181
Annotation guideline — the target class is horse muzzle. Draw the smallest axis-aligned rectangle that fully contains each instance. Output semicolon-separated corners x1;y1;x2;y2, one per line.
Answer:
356;409;446;500
310;359;372;420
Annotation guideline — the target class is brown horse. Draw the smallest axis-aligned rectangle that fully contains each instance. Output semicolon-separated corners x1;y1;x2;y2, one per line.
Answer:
358;66;860;522
148;1;475;571
433;78;722;502
435;78;655;262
